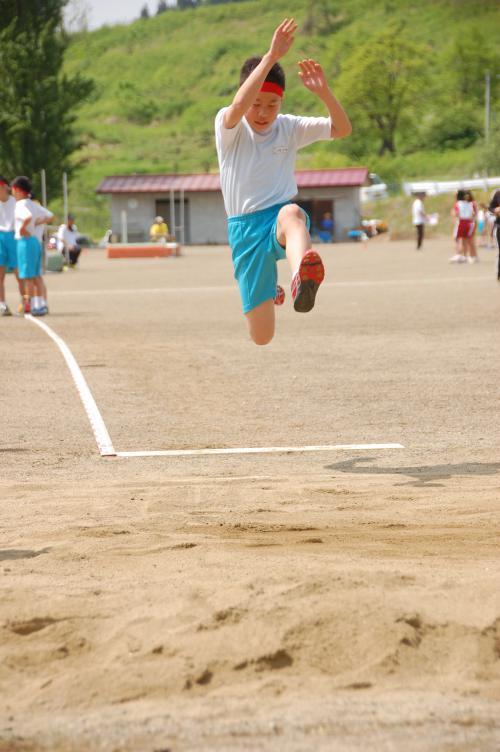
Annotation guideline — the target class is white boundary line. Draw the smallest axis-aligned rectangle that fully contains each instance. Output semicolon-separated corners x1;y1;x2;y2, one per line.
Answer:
26;316;404;460
25;315;116;456
117;444;404;458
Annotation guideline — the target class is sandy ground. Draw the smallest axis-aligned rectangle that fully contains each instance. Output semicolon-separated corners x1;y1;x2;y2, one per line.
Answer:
1;238;499;751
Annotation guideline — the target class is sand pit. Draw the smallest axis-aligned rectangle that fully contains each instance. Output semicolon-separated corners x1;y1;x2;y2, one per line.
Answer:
1;239;499;750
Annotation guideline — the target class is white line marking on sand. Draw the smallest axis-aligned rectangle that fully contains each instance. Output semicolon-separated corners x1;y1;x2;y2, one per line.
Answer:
25;315;117;456
25;318;404;460
117;443;404;458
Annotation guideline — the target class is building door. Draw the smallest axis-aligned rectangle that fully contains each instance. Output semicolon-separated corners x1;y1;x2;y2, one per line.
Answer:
156;198;190;243
296;199;335;241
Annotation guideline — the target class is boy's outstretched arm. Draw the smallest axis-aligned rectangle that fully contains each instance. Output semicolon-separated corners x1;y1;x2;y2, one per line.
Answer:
223;18;298;130
298;59;352;139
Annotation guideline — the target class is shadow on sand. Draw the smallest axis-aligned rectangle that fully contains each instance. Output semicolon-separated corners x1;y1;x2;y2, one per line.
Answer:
0;548;51;562
325;457;500;488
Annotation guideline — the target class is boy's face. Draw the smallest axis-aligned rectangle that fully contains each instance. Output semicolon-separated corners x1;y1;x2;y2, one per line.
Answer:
11;186;27;200
245;91;282;132
0;184;9;202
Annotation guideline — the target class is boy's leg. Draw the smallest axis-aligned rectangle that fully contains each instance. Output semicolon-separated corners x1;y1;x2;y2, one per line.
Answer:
276;204;324;313
0;266;6;303
245;299;275;346
276;204;311;272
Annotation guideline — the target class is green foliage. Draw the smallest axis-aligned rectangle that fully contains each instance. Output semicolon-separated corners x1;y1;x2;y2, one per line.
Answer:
337;24;430;156
117;81;159;125
58;0;500;239
302;0;347;36
442;27;500;105
424;105;482;151
475;131;500;175
0;0;94;198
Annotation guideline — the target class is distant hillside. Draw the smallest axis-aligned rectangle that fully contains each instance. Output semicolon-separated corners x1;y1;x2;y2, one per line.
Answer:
62;0;500;238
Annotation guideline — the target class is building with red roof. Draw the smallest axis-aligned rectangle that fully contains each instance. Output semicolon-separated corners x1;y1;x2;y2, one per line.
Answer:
96;167;368;244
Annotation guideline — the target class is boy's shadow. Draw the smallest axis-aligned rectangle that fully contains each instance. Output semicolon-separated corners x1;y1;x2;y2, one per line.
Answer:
325;457;500;488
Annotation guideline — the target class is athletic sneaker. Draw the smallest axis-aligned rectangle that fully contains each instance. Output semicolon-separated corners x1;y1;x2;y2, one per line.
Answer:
291;250;325;313
0;302;12;316
31;305;48;317
467;256;479;264
274;285;285;306
21;297;31;314
449;254;466;263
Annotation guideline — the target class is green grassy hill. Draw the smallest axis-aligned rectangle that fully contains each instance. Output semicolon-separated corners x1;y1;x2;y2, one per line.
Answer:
62;0;500;238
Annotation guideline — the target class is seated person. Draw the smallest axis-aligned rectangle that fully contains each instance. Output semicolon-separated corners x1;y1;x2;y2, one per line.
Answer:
57;214;82;266
319;212;334;242
150;216;169;242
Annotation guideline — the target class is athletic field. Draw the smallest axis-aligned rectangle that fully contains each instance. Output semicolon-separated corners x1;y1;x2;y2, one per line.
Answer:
1;239;499;751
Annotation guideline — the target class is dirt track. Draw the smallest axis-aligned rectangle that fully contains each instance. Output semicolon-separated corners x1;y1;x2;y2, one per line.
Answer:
1;239;499;751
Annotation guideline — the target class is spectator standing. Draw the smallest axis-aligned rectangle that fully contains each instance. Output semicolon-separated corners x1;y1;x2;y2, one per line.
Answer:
11;176;53;315
464;191;478;263
412;192;427;250
0;176;17;316
488;189;500;281
450;190;476;263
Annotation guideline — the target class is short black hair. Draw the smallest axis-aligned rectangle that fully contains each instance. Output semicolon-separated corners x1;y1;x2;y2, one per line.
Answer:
12;175;32;194
456;189;465;200
0;175;10;186
240;56;285;90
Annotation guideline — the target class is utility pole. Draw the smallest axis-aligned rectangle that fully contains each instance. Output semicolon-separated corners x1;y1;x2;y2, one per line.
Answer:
485;71;491;142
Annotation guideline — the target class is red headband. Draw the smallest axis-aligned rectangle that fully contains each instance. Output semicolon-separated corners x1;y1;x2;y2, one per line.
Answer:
0;181;8;188
260;81;284;97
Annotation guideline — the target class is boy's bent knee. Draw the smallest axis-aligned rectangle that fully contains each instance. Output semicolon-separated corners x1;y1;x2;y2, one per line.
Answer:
278;203;305;226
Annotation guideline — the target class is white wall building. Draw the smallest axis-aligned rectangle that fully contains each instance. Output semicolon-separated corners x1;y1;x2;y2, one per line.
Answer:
97;168;368;244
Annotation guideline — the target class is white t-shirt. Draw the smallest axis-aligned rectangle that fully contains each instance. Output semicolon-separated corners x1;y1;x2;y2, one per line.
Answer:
215;108;331;217
456;200;474;220
412;198;426;225
57;223;79;251
0;196;16;232
14;198;53;240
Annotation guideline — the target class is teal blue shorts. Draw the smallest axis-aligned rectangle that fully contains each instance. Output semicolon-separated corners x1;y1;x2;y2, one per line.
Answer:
0;231;17;270
17;236;42;280
228;202;310;314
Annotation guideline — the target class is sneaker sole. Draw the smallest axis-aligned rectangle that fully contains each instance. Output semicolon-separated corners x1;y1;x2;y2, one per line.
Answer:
293;251;325;313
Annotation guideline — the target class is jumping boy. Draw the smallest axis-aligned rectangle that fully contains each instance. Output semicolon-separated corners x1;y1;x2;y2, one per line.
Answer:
0;176;17;316
11;176;53;315
215;18;351;345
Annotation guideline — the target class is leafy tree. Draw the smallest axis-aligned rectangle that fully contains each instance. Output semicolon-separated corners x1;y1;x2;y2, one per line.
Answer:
157;0;168;13
140;4;150;18
0;0;94;198
443;29;500;105
337;25;429;155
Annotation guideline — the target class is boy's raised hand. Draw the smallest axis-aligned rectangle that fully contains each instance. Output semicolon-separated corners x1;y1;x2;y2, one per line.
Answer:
268;18;298;62
298;59;330;98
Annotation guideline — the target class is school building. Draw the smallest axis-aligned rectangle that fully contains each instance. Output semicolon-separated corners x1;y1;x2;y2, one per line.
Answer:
96;167;369;244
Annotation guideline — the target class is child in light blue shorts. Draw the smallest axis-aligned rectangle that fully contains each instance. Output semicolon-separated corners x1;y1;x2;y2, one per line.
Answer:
12;176;53;315
215;18;351;345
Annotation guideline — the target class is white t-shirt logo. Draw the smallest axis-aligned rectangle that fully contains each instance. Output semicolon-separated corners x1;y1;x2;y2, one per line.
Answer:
273;146;289;154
